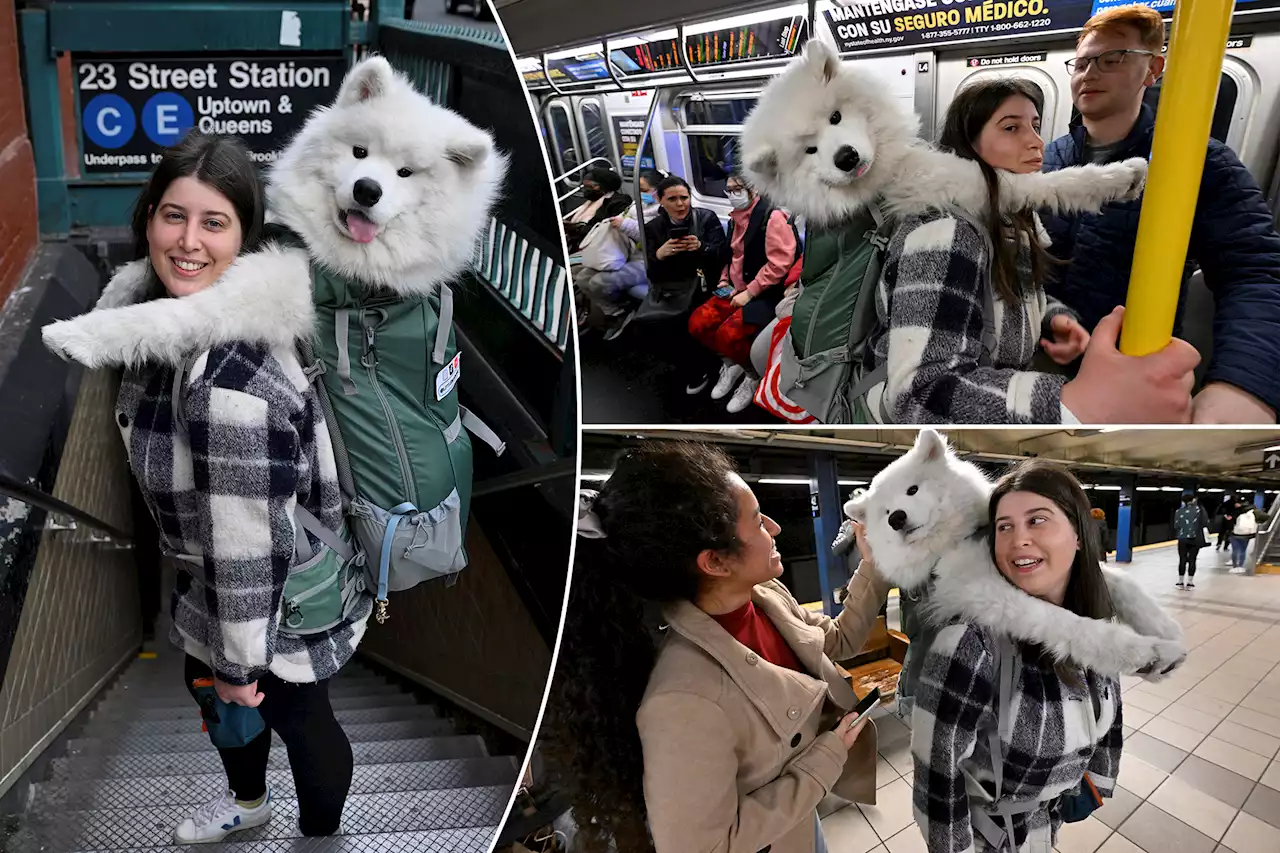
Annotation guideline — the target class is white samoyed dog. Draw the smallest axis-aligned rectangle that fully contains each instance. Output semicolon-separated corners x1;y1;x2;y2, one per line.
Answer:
842;429;1186;679
742;40;1148;228
43;56;506;367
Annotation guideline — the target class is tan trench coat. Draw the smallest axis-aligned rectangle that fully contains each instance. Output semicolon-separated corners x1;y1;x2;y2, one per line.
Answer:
637;566;892;853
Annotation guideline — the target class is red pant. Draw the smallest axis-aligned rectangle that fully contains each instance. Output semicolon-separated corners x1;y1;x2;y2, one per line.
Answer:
688;295;760;368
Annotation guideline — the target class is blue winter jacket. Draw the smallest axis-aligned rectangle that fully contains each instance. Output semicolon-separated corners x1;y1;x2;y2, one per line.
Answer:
1041;104;1280;414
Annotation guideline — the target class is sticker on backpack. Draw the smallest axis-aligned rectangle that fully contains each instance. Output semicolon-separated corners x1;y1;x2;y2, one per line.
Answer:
436;352;461;401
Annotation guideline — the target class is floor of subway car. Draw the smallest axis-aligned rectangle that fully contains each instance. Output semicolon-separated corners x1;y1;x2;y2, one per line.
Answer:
822;544;1280;853
2;648;520;853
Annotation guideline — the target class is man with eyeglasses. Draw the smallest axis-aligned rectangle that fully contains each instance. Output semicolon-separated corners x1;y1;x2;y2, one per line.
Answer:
1042;3;1280;424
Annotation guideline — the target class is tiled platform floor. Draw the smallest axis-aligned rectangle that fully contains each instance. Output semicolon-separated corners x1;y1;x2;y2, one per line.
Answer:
820;544;1280;853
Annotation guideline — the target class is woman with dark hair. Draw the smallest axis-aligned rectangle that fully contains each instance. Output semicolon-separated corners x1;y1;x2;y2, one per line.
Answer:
43;131;371;843
542;442;891;853
640;175;730;393
862;79;1169;424
911;459;1124;853
563;166;633;253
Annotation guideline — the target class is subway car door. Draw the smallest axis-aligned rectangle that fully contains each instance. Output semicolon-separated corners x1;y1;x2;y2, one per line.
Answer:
934;47;1070;143
543;98;585;203
573;96;620;174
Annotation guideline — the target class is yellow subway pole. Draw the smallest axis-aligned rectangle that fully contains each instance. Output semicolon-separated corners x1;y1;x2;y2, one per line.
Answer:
1120;0;1236;356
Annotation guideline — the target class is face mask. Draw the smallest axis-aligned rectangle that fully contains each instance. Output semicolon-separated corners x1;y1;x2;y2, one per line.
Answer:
727;190;751;210
582;187;604;201
641;192;656;205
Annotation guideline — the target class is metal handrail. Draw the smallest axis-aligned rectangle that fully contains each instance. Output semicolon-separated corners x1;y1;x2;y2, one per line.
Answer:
1249;493;1280;573
0;470;132;544
554;156;615;202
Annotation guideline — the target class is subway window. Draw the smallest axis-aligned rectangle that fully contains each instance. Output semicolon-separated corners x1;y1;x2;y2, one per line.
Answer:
580;101;612;164
548;103;580;177
683;96;758;126
687;133;740;198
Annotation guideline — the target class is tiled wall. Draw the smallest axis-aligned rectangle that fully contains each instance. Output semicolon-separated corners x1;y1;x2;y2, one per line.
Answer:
359;516;552;741
0;369;141;795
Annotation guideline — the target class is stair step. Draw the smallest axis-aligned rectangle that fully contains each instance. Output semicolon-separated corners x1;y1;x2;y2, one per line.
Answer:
80;704;441;737
30;757;518;812
12;786;510;851
87;827;498;853
108;670;384;690
90;691;419;721
94;680;406;710
48;736;491;781
66;720;456;756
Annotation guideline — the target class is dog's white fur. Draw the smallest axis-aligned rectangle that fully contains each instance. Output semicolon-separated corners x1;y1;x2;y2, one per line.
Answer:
42;248;313;368
269;56;506;294
42;56;506;367
742;41;1148;228
845;429;1186;679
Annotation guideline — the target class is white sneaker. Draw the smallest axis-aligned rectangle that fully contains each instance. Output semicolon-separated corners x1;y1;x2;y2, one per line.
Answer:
726;375;761;414
174;787;273;844
710;362;746;400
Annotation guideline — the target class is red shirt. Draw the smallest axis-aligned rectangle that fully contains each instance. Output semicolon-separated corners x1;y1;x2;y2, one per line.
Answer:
711;601;803;672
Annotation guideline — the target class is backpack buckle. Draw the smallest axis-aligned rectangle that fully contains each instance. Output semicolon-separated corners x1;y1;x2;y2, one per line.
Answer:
302;360;326;384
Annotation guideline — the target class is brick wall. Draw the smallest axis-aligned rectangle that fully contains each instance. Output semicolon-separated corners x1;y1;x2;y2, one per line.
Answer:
0;0;38;311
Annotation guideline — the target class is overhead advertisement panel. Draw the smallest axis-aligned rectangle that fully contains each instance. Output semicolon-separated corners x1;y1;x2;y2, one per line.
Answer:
611;15;808;75
825;0;1280;55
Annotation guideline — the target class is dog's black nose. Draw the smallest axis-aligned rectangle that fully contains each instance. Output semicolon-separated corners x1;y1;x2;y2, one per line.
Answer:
833;145;861;173
353;178;383;207
888;510;907;531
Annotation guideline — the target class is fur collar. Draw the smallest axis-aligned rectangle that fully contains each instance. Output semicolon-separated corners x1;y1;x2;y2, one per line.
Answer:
42;245;314;370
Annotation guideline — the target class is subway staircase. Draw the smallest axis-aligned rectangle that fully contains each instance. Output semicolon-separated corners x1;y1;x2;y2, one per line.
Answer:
2;650;518;852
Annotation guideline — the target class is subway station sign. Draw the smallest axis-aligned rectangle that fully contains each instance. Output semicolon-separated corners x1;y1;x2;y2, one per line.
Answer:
76;56;344;173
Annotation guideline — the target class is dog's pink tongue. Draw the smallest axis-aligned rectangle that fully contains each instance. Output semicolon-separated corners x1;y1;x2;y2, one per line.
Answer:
346;211;379;244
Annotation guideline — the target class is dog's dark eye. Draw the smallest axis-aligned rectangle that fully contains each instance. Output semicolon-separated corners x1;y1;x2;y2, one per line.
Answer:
805;146;818;155
907;485;918;496
830;110;842;125
397;167;413;178
353;146;368;159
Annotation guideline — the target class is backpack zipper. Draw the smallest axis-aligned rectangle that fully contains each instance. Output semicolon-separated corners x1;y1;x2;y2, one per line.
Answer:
361;311;417;505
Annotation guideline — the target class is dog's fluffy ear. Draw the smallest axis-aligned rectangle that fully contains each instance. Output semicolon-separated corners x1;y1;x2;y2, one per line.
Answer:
337;56;396;107
802;39;842;84
445;135;491;170
746;146;779;180
914;428;948;464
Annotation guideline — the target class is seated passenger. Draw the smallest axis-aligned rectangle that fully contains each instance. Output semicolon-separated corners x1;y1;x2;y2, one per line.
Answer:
861;78;1196;424
688;173;798;414
563;167;632;254
642;175;730;394
644;175;728;290
1042;4;1280;423
575;170;665;340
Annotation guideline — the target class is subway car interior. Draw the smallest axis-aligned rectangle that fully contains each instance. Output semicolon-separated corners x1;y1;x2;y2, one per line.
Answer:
501;0;1280;424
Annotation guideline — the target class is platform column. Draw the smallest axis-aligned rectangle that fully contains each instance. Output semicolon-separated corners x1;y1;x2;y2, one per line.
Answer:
809;452;845;618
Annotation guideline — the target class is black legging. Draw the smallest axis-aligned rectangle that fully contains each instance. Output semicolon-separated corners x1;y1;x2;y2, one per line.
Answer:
1177;539;1200;578
183;655;354;835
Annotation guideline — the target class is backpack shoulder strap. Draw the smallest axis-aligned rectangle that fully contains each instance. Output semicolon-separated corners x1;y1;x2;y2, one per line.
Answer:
844;201;896;409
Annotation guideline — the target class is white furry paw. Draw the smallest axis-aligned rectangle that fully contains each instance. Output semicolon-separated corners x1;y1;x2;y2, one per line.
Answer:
42;319;107;369
1136;638;1186;683
1097;157;1148;203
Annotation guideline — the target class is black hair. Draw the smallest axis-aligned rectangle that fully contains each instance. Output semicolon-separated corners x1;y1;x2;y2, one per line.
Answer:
655;174;691;200
989;458;1116;681
540;441;743;853
938;78;1062;305
130;130;265;261
587;166;622;193
638;168;666;191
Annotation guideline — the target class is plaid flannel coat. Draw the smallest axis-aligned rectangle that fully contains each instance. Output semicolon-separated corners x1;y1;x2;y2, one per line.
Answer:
866;210;1078;424
43;255;373;686
911;622;1122;853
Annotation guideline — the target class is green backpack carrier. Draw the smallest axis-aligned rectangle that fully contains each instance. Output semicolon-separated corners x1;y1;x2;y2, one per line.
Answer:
274;225;506;625
777;202;995;423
